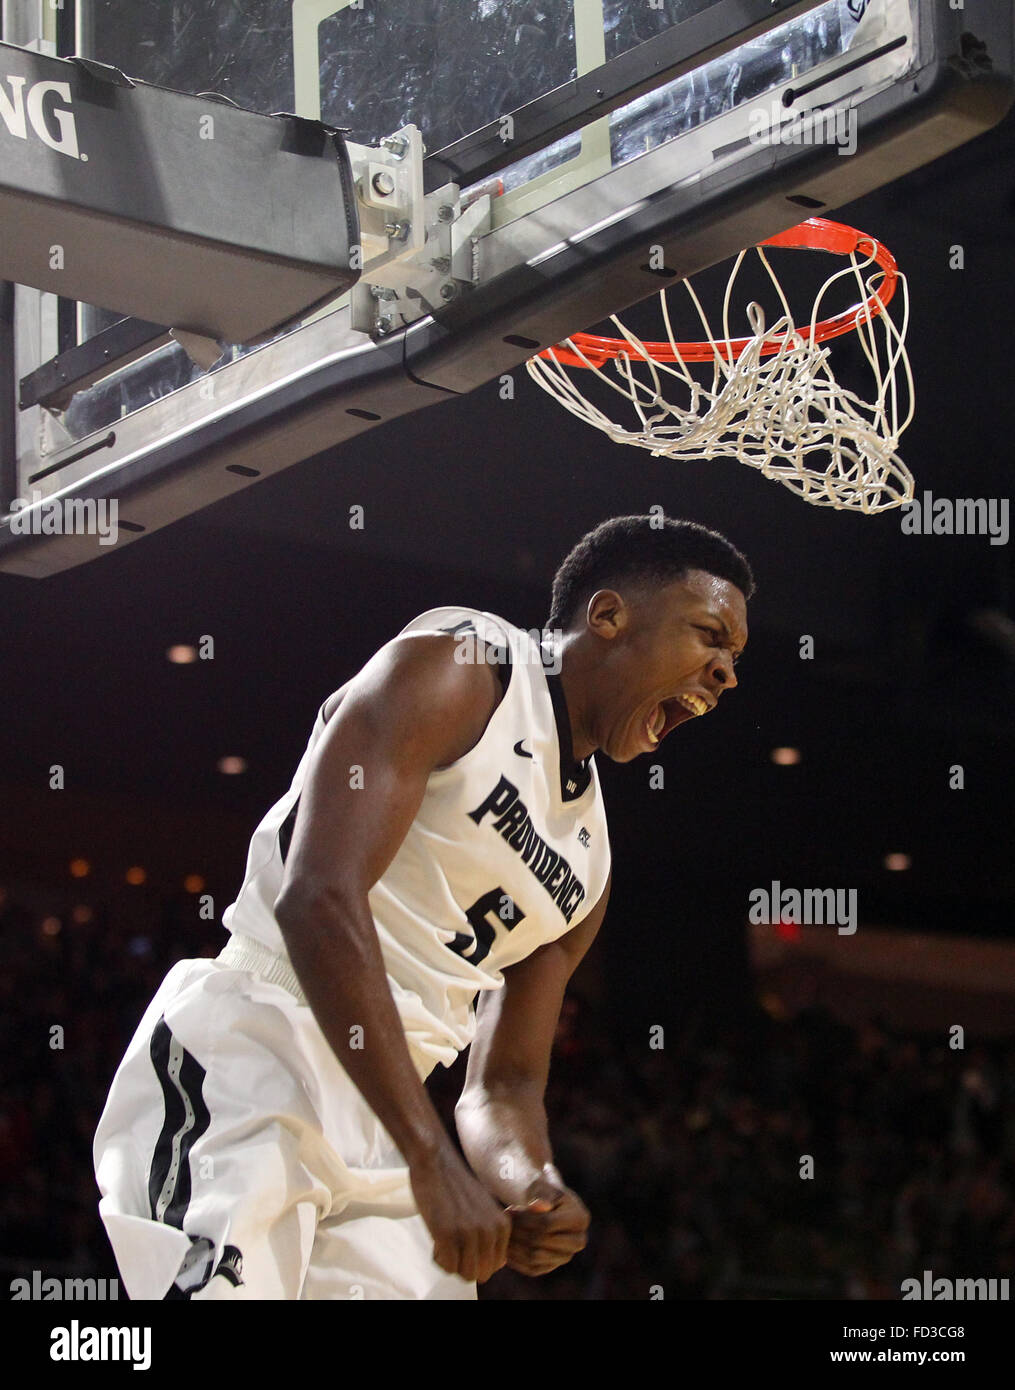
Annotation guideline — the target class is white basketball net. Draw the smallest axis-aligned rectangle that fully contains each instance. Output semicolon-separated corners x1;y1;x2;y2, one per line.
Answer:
526;237;915;514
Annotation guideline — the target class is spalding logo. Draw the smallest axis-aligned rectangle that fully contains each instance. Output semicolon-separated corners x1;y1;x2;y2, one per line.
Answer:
0;76;81;159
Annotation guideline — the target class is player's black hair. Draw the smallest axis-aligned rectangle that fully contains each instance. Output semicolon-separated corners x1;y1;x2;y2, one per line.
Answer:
546;515;755;630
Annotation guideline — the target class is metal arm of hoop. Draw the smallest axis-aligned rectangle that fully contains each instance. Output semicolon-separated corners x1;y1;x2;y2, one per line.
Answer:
539;218;900;369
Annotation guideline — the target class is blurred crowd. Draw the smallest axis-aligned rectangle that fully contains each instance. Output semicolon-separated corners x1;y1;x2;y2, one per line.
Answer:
2;880;1013;1300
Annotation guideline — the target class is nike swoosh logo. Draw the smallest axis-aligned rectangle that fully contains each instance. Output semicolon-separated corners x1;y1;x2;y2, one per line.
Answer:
513;740;533;758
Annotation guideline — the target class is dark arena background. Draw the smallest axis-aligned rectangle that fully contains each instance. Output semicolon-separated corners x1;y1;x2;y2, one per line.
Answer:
1;0;1014;1360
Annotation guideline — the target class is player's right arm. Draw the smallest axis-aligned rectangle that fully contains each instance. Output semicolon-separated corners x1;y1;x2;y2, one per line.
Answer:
273;632;511;1285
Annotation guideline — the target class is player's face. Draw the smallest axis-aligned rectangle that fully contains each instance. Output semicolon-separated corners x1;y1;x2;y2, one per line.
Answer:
592;569;748;763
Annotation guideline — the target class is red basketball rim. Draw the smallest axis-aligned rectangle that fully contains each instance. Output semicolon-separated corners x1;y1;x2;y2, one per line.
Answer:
539;217;900;370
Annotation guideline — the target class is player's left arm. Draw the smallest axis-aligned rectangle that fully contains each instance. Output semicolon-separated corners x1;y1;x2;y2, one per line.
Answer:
454;871;611;1276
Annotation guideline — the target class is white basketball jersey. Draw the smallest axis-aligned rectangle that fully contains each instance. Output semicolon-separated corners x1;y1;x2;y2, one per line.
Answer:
222;608;612;1069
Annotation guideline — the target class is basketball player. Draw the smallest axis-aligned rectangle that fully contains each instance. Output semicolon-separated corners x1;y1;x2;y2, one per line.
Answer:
93;514;752;1299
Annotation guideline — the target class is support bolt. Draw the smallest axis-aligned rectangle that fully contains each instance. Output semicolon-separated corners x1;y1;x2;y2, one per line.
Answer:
372;170;396;197
437;204;456;223
380;133;410;159
375;316;394;336
440;282;458;301
384;220;411;241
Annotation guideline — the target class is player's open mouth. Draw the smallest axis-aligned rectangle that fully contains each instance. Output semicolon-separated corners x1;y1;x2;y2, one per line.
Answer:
644;693;710;745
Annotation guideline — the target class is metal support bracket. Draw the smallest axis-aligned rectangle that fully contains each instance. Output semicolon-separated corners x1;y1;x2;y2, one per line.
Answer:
345;124;494;339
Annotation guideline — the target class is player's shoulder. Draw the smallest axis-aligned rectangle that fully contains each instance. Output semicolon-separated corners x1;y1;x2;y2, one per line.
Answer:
395;606;548;667
322;608;528;725
395;605;516;644
353;610;506;719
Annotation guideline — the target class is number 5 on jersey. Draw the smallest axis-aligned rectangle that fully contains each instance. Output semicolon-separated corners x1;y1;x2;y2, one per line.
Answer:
448;888;524;967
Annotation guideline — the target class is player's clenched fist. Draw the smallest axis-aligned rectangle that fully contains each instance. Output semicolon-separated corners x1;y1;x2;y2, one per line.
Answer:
410;1145;512;1284
505;1178;590;1277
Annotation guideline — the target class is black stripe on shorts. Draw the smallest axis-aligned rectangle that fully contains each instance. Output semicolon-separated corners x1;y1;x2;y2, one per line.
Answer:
148;1017;211;1229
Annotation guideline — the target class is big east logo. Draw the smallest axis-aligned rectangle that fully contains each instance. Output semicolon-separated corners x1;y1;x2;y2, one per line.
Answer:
0;76;81;159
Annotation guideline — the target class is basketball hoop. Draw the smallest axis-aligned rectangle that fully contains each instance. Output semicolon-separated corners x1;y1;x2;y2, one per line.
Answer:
526;218;915;514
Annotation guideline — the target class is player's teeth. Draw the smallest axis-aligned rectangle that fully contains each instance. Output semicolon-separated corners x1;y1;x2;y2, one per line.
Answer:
679;694;707;716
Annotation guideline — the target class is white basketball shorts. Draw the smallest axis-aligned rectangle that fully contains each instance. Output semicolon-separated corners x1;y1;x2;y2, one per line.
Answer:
93;945;476;1300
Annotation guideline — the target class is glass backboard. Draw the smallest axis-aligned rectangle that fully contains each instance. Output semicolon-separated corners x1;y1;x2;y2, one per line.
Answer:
2;0;1012;575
